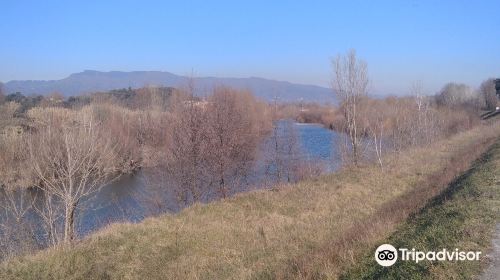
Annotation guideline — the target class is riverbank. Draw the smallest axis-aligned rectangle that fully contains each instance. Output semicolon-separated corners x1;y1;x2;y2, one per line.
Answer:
1;124;499;279
343;135;500;279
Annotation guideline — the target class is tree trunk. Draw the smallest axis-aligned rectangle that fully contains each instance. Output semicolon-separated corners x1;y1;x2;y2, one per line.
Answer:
219;174;226;199
63;201;76;244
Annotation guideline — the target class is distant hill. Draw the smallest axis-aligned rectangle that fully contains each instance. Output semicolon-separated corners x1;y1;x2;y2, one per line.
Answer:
4;70;335;103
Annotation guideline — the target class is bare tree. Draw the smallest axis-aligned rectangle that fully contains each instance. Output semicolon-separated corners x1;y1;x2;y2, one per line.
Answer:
479;78;498;110
412;81;425;112
90;104;142;173
265;119;302;184
0;187;38;260
28;110;119;244
436;82;476;107
156;76;214;205
410;81;432;145
205;87;266;198
280;121;301;182
0;122;35;190
165;90;210;204
33;191;63;247
362;101;386;169
163;84;269;202
331;49;369;166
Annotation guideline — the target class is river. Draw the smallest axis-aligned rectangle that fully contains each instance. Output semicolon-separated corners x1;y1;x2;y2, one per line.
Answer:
2;122;343;239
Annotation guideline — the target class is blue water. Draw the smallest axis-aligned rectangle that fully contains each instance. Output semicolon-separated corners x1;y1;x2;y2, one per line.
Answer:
78;122;342;236
295;122;341;170
0;121;343;252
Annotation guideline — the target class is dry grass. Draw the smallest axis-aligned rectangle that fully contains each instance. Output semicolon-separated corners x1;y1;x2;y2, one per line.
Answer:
1;123;499;280
344;131;500;279
278;125;498;279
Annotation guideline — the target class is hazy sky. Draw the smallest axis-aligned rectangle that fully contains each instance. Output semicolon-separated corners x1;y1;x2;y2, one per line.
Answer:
1;0;499;95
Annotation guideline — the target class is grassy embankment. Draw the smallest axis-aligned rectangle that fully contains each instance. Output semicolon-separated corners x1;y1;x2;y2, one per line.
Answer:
343;130;500;279
1;123;499;280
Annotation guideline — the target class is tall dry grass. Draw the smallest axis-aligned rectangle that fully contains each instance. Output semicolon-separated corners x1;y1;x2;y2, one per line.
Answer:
1;121;498;280
279;125;498;279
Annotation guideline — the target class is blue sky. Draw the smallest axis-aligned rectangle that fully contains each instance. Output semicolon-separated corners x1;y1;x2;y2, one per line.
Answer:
1;0;499;95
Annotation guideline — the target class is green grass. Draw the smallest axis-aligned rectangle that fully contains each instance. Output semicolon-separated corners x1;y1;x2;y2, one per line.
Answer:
342;139;500;280
0;125;499;280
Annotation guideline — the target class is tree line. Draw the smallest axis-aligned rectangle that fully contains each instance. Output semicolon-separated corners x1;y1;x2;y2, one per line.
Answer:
331;50;497;167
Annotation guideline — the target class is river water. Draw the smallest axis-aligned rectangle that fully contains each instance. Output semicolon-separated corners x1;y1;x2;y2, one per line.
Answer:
2;122;343;239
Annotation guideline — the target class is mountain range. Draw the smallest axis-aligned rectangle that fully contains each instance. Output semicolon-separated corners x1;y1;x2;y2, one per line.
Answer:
3;70;335;103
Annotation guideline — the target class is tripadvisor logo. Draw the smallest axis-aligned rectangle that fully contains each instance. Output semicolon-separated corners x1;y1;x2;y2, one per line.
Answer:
375;244;398;266
374;244;482;267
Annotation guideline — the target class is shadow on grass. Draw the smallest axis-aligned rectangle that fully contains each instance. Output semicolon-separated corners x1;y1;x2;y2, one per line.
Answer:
342;141;500;280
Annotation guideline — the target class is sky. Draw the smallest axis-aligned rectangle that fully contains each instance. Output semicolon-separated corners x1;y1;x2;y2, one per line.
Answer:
1;0;499;95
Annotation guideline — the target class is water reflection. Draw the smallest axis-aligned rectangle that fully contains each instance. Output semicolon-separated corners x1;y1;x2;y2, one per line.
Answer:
2;122;342;239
